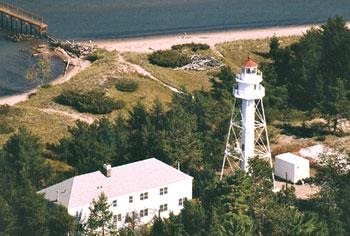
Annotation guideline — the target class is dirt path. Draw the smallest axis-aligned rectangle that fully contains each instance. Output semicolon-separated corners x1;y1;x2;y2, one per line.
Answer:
275;180;320;199
117;54;181;93
40;108;95;124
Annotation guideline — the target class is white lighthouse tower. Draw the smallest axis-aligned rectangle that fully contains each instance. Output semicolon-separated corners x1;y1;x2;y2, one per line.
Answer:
220;57;274;180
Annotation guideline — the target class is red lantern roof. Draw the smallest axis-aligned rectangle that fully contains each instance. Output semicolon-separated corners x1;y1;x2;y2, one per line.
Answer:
242;57;258;68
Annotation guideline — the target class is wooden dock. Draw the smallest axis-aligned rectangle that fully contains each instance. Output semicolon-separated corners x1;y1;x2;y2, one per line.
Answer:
0;1;48;37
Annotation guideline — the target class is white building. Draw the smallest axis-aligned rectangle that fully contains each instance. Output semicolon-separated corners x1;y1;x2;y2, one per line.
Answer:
38;158;193;229
274;153;310;183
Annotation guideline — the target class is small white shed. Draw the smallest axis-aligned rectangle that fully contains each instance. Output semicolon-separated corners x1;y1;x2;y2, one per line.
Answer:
274;152;310;183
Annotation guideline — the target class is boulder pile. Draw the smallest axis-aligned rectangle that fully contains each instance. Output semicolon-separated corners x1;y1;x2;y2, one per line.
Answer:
177;55;224;71
48;36;96;58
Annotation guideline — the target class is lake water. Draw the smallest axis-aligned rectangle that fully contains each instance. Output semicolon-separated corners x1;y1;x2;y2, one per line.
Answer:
1;0;350;96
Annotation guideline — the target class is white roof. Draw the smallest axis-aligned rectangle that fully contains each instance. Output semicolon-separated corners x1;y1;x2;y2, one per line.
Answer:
38;158;193;209
275;152;309;165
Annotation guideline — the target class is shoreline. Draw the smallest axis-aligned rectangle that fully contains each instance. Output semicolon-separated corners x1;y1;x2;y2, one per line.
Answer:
1;21;349;106
93;22;350;53
0;57;91;106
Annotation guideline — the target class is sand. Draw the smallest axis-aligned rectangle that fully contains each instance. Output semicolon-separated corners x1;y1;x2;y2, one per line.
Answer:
1;22;349;106
93;23;350;53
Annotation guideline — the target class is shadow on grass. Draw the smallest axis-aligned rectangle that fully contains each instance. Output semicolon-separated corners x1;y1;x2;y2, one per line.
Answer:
276;122;331;139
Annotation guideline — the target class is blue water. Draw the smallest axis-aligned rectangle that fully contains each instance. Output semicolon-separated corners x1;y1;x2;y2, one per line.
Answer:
1;0;350;96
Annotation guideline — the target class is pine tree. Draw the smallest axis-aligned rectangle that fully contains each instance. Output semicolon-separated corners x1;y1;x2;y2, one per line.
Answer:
85;192;116;236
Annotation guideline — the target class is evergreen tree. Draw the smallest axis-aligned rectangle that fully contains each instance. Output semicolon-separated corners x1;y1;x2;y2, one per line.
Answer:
0;196;15;236
180;200;206;235
3;127;49;188
85;192;116;236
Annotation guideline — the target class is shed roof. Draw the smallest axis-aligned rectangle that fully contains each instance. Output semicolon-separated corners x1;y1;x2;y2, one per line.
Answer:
275;152;309;165
38;158;193;209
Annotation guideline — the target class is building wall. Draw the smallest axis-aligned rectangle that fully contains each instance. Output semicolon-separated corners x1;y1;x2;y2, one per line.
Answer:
68;179;192;229
293;160;310;182
274;158;295;182
275;157;310;183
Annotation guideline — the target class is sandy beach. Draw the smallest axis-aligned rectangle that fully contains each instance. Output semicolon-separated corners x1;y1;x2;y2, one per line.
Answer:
1;22;349;106
94;22;350;53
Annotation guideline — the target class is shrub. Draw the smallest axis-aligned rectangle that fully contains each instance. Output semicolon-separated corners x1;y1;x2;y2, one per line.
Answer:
41;84;52;89
171;43;210;52
0;105;11;115
85;50;107;62
55;89;125;114
0;122;14;134
115;79;139;92
148;50;191;68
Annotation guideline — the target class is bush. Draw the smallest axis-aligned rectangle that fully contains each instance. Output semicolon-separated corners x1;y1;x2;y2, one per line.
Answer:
55;89;125;114
115;79;139;92
148;50;191;68
0;105;11;115
0;122;14;134
85;50;107;62
41;84;52;89
171;43;210;52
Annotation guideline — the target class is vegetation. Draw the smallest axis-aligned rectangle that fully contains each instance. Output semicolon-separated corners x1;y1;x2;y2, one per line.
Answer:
0;17;349;235
171;43;210;52
55;89;125;114
85;49;109;62
115;79;139;92
26;55;52;85
85;192;116;235
0;128;74;235
148;49;191;68
264;17;350;134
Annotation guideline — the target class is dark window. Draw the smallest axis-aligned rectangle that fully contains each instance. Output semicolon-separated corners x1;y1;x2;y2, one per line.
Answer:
140;192;148;200
112;200;117;207
129;196;133;203
160;187;168;195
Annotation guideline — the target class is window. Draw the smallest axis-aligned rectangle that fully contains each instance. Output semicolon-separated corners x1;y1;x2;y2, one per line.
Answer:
254;84;257;90
159;204;168;212
129;196;133;203
113;215;117;223
140;209;148;217
160;187;168;195
112;200;117;207
179;197;187;206
117;214;122;221
140;192;148;200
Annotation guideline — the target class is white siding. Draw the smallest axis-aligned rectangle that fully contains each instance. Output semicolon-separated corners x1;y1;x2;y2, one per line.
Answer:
67;178;192;229
275;153;310;183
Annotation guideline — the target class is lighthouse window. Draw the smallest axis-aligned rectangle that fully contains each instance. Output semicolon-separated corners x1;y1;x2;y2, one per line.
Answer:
242;144;245;151
254;84;257;90
252;68;256;74
247;68;251;74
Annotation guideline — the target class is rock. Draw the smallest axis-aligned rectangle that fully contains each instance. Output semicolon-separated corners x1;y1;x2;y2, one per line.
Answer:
48;36;96;58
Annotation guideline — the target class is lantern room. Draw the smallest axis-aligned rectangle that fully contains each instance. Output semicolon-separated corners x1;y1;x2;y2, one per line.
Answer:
234;57;265;100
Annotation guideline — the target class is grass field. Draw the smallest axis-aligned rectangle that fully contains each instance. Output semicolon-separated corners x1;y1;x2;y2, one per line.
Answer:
0;36;301;148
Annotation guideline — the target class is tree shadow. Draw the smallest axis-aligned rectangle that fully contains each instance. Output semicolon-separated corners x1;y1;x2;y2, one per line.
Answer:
276;122;331;139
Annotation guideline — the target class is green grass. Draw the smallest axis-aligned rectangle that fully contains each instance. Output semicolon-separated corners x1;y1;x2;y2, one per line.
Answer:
122;52;214;92
215;36;300;72
1;36;300;147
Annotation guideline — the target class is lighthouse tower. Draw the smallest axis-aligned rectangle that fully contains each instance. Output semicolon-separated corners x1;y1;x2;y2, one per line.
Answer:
220;57;273;179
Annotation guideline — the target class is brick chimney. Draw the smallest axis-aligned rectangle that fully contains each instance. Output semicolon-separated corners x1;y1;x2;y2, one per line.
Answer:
103;164;112;177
